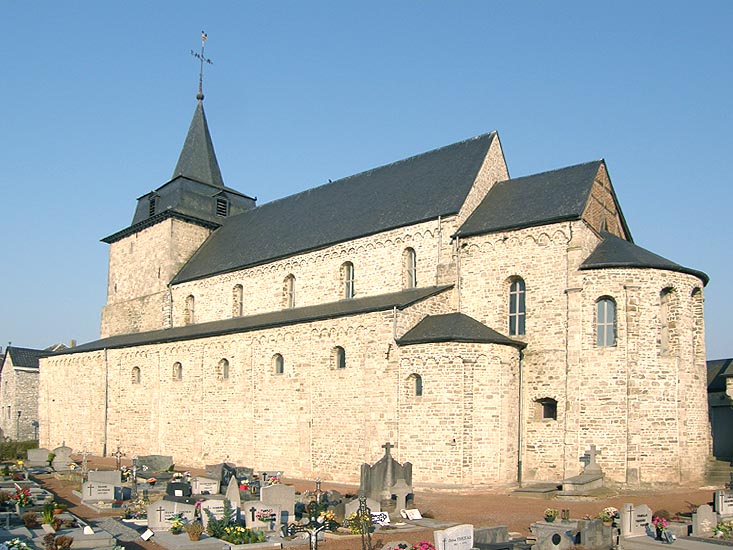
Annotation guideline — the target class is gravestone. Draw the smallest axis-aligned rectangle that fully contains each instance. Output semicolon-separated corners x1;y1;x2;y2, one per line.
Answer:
360;442;413;509
192;476;220;495
137;455;173;473
166;481;192;497
714;490;733;518
261;483;296;523
391;478;413;511
87;470;122;486
235;467;254;480
200;497;228;529
345;497;381;518
146;499;196;531
577;518;610;550
244;501;282;531
81;481;115;502
474;526;509;545
225;476;242;510
434;523;474;550
52;445;74;471
559;444;604;495
620;504;653;538
692;504;717;537
26;448;51;468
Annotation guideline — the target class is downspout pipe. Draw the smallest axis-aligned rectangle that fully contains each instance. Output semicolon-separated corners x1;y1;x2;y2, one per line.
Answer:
103;348;109;457
517;348;524;486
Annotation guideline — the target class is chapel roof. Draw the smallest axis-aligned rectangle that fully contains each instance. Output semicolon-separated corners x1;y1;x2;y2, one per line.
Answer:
579;231;709;285
3;346;44;369
172;133;497;283
707;358;733;392
50;285;452;355
455;160;631;238
396;312;526;349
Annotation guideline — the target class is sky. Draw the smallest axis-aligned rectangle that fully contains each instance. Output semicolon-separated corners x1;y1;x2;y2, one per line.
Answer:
1;1;731;359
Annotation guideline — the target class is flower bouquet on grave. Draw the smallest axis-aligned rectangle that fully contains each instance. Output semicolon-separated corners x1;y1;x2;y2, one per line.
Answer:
598;506;619;525
1;537;32;550
11;487;32;508
255;508;277;529
170;514;184;534
544;508;560;523
221;525;266;545
652;515;669;538
411;543;436;550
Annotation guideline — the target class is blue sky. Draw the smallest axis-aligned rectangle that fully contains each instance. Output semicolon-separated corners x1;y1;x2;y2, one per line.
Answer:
2;1;731;359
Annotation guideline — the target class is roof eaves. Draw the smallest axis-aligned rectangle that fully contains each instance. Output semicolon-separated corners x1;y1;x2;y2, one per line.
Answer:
454;214;582;240
102;211;221;244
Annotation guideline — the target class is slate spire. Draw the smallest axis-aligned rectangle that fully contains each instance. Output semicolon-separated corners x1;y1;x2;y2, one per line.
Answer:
171;98;225;187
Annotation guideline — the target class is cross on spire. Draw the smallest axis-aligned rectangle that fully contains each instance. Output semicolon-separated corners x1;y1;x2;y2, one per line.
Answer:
190;31;213;101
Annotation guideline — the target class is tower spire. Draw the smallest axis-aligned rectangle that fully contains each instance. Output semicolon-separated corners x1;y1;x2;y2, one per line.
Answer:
190;31;213;101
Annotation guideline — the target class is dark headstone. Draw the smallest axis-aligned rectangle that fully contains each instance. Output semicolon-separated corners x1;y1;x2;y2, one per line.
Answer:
166;481;192;497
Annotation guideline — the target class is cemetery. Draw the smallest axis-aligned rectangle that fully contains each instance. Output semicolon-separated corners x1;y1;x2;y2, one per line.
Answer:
0;442;729;550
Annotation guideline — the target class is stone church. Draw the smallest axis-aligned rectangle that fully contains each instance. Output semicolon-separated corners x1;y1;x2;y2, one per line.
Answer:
38;93;711;487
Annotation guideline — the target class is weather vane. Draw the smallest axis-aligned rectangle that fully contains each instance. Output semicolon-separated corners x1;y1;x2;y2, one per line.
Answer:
190;31;213;100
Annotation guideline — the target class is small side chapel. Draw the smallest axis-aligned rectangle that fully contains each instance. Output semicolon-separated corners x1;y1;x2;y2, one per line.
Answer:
38;88;711;488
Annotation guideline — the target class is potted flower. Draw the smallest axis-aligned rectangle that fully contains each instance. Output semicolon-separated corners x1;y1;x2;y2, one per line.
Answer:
598;507;618;526
544;508;560;523
55;535;74;550
22;511;39;529
4;537;31;550
170;514;184;535
411;543;436;550
11;487;33;512
184;521;204;541
652;516;669;539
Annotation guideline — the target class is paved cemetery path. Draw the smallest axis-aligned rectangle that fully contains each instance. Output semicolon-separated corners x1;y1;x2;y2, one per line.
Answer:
30;455;723;550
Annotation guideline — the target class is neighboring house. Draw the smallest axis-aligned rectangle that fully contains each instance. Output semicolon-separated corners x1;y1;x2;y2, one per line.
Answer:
707;358;733;461
38;92;711;487
0;346;43;440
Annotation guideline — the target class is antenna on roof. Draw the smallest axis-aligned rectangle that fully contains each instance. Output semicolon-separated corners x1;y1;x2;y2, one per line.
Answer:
190;31;213;101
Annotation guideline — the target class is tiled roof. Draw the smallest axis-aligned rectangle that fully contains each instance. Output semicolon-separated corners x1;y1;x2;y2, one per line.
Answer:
5;347;45;369
396;312;525;349
172;133;497;283
707;358;733;392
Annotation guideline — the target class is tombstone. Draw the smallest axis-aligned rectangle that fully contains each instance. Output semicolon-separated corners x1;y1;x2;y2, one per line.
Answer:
52;445;73;471
620;503;652;538
192;476;220;495
235;467;254;480
114;486;132;501
434;523;474;550
87;470;122;486
244;501;282;531
360;442;413;509
260;483;296;523
200;497;228;530
137;455;174;473
474;526;509;545
146;499;196;531
390;478;413;512
714;490;733;518
577;518;610;550
692;504;717;536
345;497;381;518
26;448;52;468
560;445;604;495
225;476;242;510
166;481;192;498
81;481;116;502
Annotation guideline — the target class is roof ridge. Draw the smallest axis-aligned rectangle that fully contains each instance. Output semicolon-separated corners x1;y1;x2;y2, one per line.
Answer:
502;159;603;183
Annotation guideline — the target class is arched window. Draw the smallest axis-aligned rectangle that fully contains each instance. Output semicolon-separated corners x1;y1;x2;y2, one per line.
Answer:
410;373;423;397
283;275;296;309
596;297;616;347
218;358;230;381
537;397;558;420
232;284;243;317
273;354;284;375
341;262;355;299
173;362;183;381
403;248;417;289
508;277;526;336
131;367;141;385
332;346;346;369
184;295;195;325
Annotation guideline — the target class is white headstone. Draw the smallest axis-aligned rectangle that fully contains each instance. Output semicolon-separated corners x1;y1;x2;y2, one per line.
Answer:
260;483;296;522
692;504;717;536
81;481;116;502
87;470;122;486
225;476;242;510
714;490;733;518
192;476;220;495
146;500;196;531
434;523;474;550
200;498;228;529
244;501;282;531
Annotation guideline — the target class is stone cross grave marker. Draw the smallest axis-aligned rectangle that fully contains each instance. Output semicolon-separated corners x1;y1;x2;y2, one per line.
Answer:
245;501;282;531
192;476;220;495
81;481;115;502
714;490;733;518
391;478;412;511
580;444;602;474
692;504;717;537
87;470;122;486
260;483;296;523
434;523;474;550
146;499;196;531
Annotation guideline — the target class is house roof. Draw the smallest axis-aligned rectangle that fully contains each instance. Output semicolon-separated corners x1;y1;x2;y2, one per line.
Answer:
4;346;45;369
455;160;630;239
707;358;733;392
580;232;709;285
50;285;453;355
172;133;497;283
396;312;526;349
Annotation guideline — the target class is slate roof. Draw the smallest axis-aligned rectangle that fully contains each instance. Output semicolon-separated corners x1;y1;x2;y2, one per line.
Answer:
707;358;733;392
396;312;526;349
172;133;497;283
4;347;45;369
51;285;453;355
580;232;709;285
172;99;225;188
456;160;630;239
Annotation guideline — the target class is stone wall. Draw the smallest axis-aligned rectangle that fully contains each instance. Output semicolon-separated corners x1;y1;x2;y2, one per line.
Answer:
0;357;39;440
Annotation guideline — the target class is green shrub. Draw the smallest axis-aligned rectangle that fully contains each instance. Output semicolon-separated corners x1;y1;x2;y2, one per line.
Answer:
0;440;38;460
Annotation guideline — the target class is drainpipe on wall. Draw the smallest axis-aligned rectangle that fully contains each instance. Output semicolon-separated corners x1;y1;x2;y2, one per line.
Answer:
455;237;462;312
392;306;398;340
103;348;109;457
517;349;524;486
